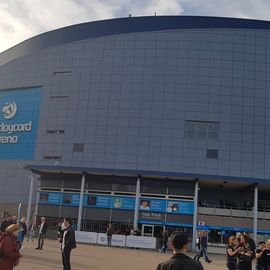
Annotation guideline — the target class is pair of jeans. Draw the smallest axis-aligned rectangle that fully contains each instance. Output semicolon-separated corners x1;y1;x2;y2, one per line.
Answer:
161;243;167;253
107;235;112;247
37;233;45;249
196;247;210;262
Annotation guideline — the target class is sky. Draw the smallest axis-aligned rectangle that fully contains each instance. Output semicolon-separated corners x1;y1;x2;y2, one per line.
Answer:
1;0;270;53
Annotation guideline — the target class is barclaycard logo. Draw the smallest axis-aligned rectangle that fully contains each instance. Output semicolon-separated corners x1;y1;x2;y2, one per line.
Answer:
2;101;17;119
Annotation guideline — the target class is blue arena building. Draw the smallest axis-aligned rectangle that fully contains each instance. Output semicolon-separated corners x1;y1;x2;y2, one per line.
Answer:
1;15;270;248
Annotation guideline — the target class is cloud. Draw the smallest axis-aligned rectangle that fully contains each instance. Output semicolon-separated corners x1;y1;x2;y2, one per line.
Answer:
180;0;270;19
1;0;270;53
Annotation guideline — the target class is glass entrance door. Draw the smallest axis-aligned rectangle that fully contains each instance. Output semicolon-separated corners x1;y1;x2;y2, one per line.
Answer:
142;224;154;237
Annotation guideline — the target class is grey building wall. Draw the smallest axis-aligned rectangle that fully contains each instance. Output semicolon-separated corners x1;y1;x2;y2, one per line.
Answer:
0;24;270;204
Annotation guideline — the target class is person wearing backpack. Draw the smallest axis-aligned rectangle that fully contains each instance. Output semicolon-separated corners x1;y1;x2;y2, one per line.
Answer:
0;224;21;270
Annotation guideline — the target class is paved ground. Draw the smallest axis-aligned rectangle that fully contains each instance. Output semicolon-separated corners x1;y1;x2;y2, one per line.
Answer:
18;239;228;270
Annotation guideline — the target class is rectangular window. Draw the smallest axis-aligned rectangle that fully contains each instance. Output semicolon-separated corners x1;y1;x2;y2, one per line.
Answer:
206;149;218;159
73;143;84;152
50;96;69;100
184;120;219;140
46;130;65;134
53;71;72;76
43;156;62;160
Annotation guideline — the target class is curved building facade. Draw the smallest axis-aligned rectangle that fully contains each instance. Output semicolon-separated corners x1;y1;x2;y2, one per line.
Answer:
1;16;270;245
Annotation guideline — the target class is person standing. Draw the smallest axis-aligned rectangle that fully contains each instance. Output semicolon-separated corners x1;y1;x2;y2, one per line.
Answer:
259;239;270;270
0;215;12;233
106;223;113;247
246;233;256;256
238;234;253;270
194;231;202;260
11;216;17;225
0;224;21;270
60;217;76;270
161;230;169;254
27;222;35;242
35;217;47;250
226;236;241;270
195;230;212;263
57;222;64;241
156;232;204;270
256;241;266;270
17;217;27;249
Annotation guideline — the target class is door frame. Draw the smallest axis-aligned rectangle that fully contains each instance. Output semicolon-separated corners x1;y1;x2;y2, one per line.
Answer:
142;224;154;237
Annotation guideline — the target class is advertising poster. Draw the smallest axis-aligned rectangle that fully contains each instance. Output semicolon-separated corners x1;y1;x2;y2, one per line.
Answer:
0;87;42;160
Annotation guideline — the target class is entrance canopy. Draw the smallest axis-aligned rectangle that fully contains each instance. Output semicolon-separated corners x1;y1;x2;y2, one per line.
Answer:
24;164;270;191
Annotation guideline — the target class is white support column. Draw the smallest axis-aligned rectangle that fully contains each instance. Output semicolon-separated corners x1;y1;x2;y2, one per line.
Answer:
253;184;258;242
26;175;35;227
192;180;199;251
133;177;140;231
77;174;85;231
33;183;41;226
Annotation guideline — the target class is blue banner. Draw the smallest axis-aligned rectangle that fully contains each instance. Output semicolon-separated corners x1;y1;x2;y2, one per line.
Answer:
113;197;135;210
139;198;166;212
62;194;80;205
86;195;112;208
38;192;194;215
166;200;194;215
0;87;42;160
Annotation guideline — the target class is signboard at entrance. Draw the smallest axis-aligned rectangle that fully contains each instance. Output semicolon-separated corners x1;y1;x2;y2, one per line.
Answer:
38;192;194;215
0;87;42;159
139;198;194;215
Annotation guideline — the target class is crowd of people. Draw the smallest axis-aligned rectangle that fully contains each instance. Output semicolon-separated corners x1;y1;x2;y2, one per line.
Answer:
225;233;270;270
156;228;270;270
2;214;270;270
0;215;76;270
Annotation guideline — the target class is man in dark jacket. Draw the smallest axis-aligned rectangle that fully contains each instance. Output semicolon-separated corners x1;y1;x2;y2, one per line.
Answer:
61;217;76;270
156;232;204;270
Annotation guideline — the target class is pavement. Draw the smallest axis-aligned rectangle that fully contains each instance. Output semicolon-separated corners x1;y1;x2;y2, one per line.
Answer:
18;239;229;270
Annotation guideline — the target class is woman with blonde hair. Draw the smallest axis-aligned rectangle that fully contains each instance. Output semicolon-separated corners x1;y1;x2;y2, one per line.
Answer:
226;235;241;270
0;224;21;270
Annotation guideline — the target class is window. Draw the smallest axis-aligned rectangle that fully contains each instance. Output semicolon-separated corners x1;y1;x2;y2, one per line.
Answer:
184;121;219;140
43;156;62;160
53;71;72;76
50;96;69;100
206;149;218;159
73;143;84;152
46;130;65;134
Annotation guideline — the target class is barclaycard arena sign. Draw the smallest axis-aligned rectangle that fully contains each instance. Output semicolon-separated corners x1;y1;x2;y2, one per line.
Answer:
0;87;42;160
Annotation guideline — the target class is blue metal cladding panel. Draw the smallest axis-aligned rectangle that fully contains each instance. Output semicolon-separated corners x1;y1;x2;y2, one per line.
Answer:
0;87;42;160
2;16;270;66
2;17;270;205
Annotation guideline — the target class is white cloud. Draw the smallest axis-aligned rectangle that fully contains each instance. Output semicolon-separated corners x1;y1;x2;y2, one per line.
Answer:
180;0;270;20
1;0;270;53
